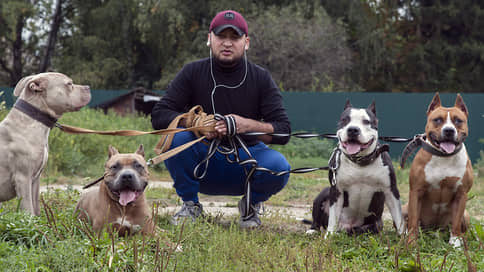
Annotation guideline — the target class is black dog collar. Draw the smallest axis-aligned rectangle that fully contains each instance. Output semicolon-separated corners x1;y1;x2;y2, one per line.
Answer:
13;99;58;128
343;144;390;166
400;134;463;168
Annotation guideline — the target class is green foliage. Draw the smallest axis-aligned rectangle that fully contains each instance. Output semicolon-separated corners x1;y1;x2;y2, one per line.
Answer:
272;136;335;160
45;108;166;179
0;91;6;119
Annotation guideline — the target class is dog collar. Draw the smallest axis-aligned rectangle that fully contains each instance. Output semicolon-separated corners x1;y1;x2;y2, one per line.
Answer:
13;99;58;128
343;144;390;166
400;134;463;168
422;139;463;157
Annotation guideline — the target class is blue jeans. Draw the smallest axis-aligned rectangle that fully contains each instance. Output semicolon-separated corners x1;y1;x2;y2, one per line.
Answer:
164;131;290;204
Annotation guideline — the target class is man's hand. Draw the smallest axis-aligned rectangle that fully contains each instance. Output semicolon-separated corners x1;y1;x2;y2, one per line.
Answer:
212;114;274;143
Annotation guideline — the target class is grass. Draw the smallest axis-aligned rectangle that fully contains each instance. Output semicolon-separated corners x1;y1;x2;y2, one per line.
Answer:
0;168;483;271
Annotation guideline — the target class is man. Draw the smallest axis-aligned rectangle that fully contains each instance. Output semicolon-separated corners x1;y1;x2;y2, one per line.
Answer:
151;10;291;228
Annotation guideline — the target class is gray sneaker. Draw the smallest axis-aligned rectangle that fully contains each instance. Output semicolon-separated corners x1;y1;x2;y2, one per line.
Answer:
238;196;262;228
171;201;203;225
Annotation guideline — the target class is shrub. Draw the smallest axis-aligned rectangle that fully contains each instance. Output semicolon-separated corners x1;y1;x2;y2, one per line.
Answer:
46;108;165;179
271;136;335;160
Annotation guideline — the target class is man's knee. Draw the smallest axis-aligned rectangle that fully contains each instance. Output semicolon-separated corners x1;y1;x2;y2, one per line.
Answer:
259;150;290;173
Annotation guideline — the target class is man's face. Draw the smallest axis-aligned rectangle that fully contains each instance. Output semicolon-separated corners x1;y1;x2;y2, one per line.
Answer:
209;28;249;66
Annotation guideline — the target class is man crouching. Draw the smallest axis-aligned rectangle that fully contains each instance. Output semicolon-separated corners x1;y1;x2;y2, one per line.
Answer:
76;145;155;236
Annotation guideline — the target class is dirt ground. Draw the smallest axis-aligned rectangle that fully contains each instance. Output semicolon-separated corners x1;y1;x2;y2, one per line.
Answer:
40;181;311;218
40;181;397;230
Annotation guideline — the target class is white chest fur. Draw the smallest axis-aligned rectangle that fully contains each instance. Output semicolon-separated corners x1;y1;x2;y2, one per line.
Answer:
424;145;468;190
336;156;391;189
335;156;391;219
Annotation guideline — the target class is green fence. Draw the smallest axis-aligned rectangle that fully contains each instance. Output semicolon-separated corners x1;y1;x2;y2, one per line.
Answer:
282;92;484;163
1;87;483;162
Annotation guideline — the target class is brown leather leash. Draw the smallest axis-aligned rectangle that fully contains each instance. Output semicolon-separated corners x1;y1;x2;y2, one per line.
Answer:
56;105;217;166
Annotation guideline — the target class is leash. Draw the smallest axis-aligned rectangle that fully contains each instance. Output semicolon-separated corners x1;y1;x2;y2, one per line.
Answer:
54;105;218;166
243;131;415;143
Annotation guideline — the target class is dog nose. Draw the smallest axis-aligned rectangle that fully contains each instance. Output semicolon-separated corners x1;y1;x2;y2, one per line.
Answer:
443;128;455;138
121;173;134;184
347;126;360;137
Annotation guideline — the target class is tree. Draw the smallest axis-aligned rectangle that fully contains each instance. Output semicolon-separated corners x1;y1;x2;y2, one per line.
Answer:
39;0;64;73
0;0;67;86
248;2;355;91
0;0;36;86
394;0;484;92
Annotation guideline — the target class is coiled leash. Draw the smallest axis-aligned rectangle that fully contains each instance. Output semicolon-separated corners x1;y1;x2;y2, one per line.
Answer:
190;113;332;219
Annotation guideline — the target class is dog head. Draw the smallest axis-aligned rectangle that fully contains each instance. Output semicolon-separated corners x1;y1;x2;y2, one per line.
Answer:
103;145;149;206
13;72;91;118
425;93;469;154
336;100;378;156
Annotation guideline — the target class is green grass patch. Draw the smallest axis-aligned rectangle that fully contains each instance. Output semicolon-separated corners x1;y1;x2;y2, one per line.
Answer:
0;190;483;271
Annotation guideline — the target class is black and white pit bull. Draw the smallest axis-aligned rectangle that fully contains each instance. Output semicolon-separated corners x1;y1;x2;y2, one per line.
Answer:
305;101;404;236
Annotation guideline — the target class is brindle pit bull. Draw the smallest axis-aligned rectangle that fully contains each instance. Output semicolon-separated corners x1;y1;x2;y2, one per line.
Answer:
76;145;155;236
404;93;473;248
0;72;91;215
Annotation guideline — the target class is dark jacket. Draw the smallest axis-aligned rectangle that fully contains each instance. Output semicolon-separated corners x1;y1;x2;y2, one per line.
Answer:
151;57;290;145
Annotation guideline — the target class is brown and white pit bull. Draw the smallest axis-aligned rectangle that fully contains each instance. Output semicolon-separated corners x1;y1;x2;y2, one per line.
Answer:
404;93;473;247
0;72;91;215
76;145;155;236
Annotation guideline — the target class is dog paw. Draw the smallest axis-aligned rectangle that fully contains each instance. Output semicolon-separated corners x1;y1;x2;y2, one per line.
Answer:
449;235;463;248
305;229;318;235
323;230;335;239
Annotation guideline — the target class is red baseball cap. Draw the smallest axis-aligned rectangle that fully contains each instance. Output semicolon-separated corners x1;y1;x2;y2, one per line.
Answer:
209;10;248;36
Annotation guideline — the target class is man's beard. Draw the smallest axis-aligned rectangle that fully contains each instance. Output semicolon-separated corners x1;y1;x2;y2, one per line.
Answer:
214;53;244;67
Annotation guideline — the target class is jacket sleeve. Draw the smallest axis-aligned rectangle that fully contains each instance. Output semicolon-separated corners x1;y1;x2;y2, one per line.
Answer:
259;70;291;145
151;65;192;129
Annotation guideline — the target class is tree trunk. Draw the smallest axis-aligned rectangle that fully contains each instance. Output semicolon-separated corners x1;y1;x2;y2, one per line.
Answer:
39;0;63;73
11;15;25;86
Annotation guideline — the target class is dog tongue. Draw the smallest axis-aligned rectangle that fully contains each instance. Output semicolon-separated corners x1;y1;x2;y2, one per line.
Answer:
440;142;456;154
345;143;361;155
119;190;137;206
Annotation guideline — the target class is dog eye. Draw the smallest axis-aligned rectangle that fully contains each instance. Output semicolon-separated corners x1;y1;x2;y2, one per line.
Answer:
134;162;144;170
362;119;370;125
454;118;463;125
433;117;443;125
110;164;119;170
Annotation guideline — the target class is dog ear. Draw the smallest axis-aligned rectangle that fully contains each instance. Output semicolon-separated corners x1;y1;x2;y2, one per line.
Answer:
135;144;145;158
344;99;352;110
108;145;119;158
427;92;441;115
367;100;376;115
13;74;49;97
13;75;34;97
454;94;468;117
